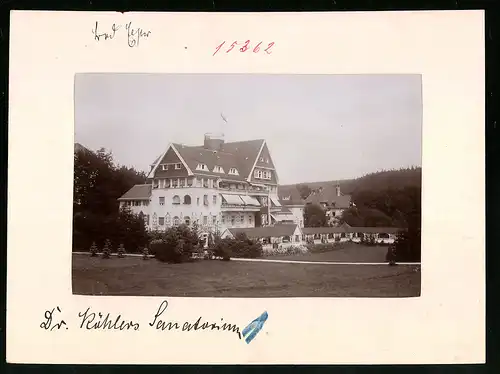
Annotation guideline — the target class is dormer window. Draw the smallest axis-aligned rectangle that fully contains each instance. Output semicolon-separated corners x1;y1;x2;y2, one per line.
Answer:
174;163;182;170
161;164;168;171
213;165;225;173
196;163;209;171
228;168;239;175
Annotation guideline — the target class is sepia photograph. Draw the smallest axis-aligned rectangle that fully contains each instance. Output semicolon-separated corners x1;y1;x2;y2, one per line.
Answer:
72;73;422;298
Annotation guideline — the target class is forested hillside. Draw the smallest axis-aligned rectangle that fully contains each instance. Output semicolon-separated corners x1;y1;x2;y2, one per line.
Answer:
281;167;422;228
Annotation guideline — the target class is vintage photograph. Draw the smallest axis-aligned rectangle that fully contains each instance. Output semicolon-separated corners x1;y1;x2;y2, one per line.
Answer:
72;73;422;297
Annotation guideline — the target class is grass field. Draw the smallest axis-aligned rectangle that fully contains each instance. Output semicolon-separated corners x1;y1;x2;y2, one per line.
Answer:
72;245;420;297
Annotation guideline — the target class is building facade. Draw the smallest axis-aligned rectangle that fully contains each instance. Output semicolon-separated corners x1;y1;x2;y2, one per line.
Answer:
118;133;283;234
305;184;353;226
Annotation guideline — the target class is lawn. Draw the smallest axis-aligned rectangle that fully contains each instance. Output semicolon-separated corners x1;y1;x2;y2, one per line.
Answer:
72;247;420;298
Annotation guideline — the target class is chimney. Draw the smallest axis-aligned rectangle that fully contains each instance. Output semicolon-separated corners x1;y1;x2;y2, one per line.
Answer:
336;184;341;197
204;133;224;151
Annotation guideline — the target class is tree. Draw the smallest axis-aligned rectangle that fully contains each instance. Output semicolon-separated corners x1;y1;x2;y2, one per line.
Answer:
304;204;327;227
72;147;148;252
297;184;312;200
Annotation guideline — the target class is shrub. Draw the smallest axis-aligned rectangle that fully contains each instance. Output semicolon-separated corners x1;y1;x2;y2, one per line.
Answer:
89;242;98;257
307;242;344;253
392;228;421;262
117;244;125;258
153;224;201;263
102;239;112;259
208;233;263;260
142;247;150;260
264;245;308;256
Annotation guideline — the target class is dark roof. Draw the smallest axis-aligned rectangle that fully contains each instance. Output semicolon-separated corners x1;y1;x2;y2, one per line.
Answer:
171;139;264;182
118;184;152;200
305;184;352;208
302;226;403;235
278;186;305;206
228;224;298;239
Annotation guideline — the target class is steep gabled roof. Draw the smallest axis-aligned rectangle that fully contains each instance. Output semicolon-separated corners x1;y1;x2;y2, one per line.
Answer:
118;184;152;200
305;184;352;208
150;139;265;182
228;224;299;239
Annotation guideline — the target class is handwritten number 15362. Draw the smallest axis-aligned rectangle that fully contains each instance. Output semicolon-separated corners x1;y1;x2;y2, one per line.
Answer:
213;41;274;56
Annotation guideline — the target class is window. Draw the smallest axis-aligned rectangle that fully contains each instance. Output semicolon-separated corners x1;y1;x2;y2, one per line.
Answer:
173;216;180;226
196;163;209;171
197;197;200;205
203;179;209;188
213;165;224;173
283;236;291;243
203;216;208;225
183;195;191;204
172;195;180;205
231;216;235;225
259;157;264;162
254;170;263;179
222;215;226;224
142;200;149;206
261;170;271;180
187;178;193;187
133;201;140;206
314;234;321;239
265;158;269;163
158;217;165;226
213;195;217;204
159;197;165;205
331;211;336;217
248;215;253;224
184;216;190;225
166;214;171;225
203;195;209;206
236;215;241;224
228;168;239;175
379;233;389;238
340;233;346;238
295;235;299;242
161;164;168;171
146;215;150;225
172;179;178;188
180;179;185;187
212;216;216;225
175;163;182;170
328;233;334;239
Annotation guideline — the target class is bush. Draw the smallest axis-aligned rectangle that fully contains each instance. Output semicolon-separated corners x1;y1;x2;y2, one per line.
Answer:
264;245;308;256
208;233;263;260
117;244;125;258
153;224;201;263
307;242;344;253
142;247;150;260
102;239;112;259
89;242;98;257
392;228;421;262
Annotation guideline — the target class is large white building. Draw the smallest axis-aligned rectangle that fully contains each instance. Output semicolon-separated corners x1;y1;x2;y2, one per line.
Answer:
118;133;293;234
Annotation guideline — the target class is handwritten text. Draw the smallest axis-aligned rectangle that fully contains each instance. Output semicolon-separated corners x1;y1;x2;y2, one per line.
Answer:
213;40;275;56
91;21;151;48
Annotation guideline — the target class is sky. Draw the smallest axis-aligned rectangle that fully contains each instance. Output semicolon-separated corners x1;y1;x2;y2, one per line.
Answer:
74;73;422;185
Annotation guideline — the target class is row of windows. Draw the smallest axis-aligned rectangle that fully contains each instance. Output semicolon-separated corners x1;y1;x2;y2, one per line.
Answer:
196;164;240;175
154;214;218;227
160;163;182;171
159;195;217;206
221;214;254;225
254;169;272;180
259;157;270;164
122;200;149;207
155;177;213;189
308;233;391;239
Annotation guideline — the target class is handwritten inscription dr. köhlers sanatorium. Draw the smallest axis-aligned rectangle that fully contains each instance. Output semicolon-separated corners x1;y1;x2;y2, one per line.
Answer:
40;300;268;344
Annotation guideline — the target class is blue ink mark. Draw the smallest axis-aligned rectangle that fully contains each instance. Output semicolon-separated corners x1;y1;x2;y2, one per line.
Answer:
242;311;268;344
